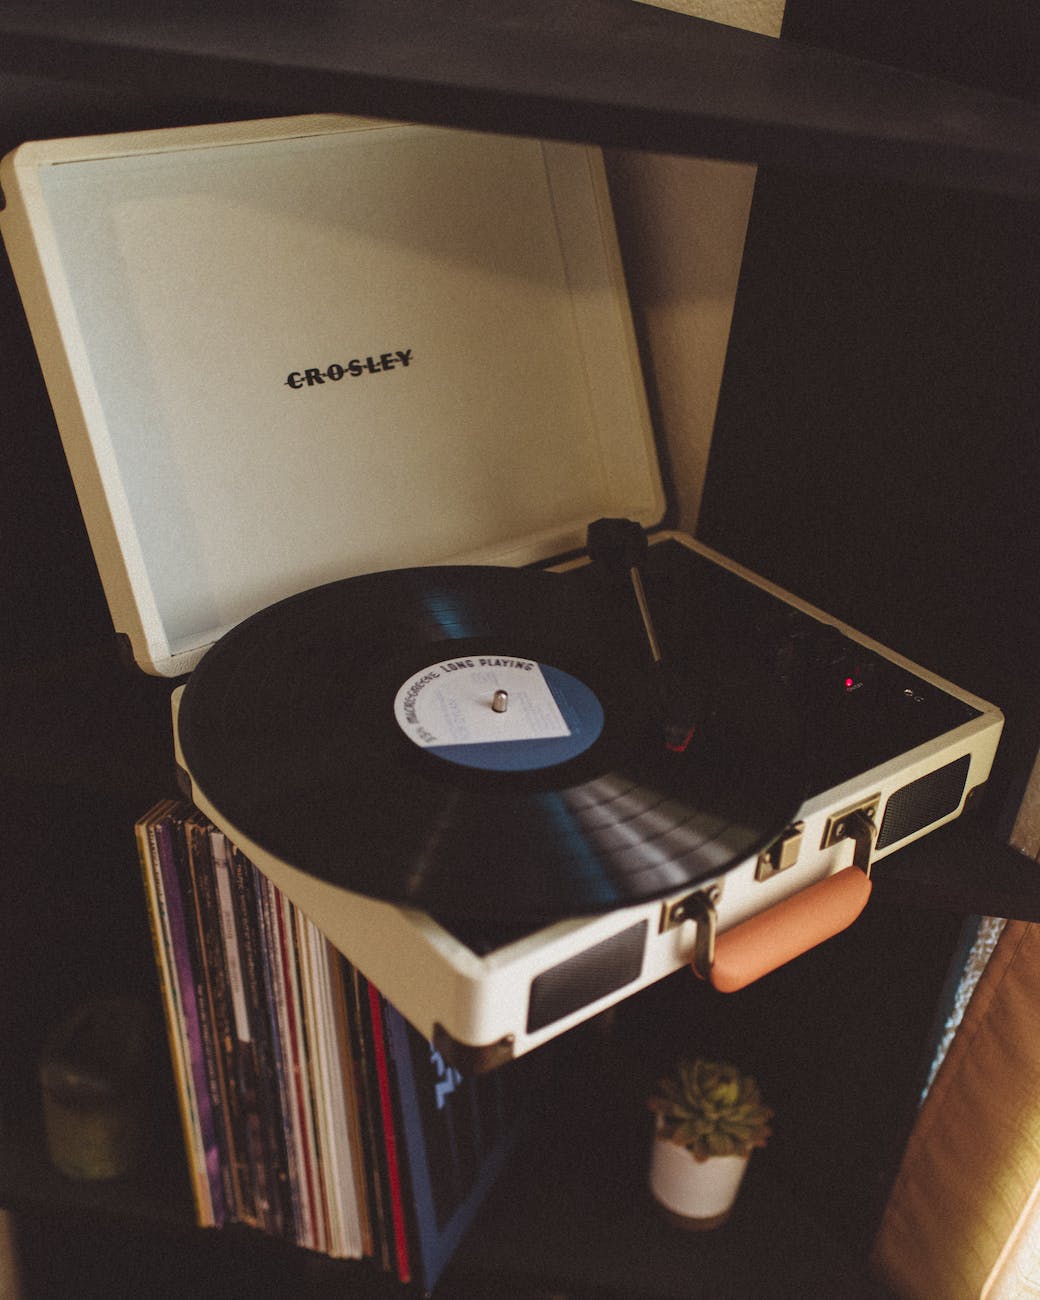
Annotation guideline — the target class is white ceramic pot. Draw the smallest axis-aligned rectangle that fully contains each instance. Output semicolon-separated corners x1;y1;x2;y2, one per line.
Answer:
648;1137;750;1229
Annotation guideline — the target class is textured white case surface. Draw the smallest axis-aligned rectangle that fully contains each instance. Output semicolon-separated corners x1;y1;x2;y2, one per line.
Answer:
174;532;1003;1066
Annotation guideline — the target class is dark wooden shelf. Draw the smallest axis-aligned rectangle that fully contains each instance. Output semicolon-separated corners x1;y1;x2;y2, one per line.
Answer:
448;1152;892;1299
0;0;1037;197
0;5;1035;1296
8;980;907;1300
444;1041;894;1299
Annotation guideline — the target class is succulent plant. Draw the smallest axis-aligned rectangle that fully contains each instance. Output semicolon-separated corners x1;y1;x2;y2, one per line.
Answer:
648;1057;773;1162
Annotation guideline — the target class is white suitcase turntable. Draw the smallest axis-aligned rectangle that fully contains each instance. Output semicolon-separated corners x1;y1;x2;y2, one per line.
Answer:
0;114;1003;1069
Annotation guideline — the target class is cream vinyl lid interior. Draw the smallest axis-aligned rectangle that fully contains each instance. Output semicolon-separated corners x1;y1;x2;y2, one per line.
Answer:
1;115;663;674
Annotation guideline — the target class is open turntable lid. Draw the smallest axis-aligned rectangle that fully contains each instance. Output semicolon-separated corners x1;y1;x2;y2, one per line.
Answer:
0;114;663;675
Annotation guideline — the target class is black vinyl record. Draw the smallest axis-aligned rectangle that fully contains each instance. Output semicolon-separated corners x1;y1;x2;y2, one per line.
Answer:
177;563;806;924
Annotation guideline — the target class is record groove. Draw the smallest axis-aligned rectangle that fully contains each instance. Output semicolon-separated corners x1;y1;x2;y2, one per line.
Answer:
178;564;806;923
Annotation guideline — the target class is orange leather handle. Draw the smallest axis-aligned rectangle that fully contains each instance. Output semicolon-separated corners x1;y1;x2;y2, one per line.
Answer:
707;866;873;993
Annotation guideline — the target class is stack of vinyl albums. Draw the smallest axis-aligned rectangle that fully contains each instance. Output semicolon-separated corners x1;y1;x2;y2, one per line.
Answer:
135;800;520;1293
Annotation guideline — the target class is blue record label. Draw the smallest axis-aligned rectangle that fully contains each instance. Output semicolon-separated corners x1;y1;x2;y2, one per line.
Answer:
393;655;604;771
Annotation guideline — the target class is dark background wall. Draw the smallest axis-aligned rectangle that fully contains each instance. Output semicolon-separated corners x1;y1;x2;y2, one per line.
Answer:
697;0;1040;831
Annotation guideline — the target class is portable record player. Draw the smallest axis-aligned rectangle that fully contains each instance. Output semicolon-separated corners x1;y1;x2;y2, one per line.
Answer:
1;114;1003;1070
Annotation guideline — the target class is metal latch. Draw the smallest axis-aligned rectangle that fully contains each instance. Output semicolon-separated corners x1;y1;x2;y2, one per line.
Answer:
661;885;720;983
667;805;880;989
756;821;805;881
821;797;880;877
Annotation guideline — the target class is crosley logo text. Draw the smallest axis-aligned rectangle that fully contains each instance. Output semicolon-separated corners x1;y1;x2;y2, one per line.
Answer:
285;349;413;389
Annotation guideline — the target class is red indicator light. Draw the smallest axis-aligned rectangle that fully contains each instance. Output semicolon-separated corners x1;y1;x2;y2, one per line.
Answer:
844;676;855;690
665;725;696;753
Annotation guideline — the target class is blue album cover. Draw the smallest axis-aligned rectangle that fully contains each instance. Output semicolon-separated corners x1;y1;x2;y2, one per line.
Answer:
383;1002;520;1293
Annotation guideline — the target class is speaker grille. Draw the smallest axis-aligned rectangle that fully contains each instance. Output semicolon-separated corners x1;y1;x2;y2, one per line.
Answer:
876;754;971;850
527;922;647;1033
